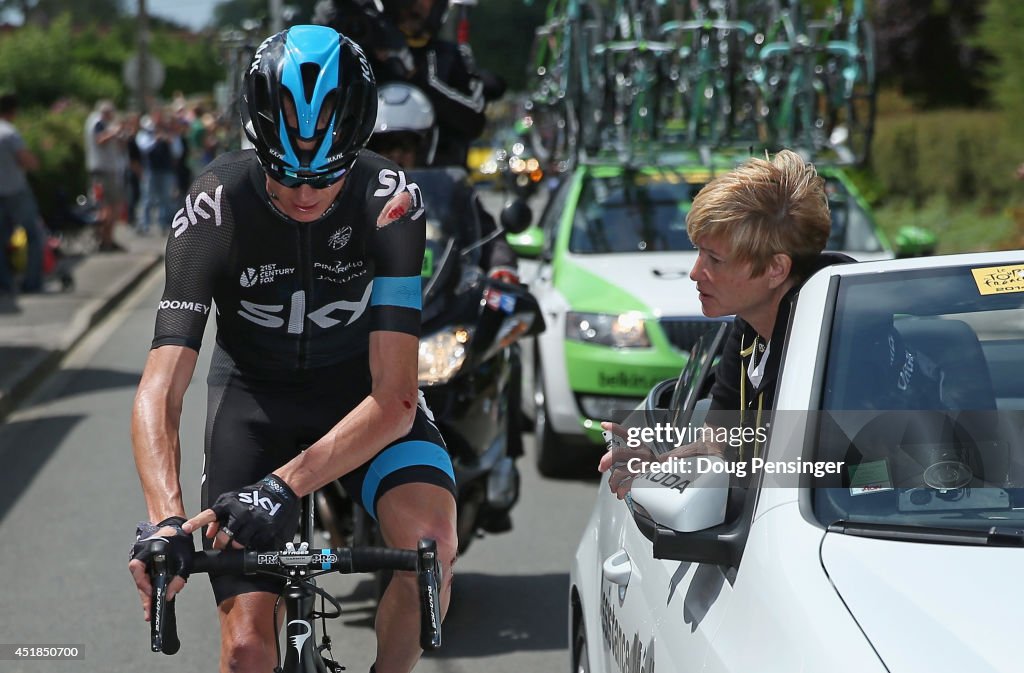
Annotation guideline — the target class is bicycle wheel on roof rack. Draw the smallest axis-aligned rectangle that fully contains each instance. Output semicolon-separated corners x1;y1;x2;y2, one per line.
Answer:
573;1;606;156
527;95;579;174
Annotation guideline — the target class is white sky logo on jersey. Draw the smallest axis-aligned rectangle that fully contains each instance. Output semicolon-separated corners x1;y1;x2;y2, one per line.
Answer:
374;169;424;225
238;284;372;333
172;185;223;238
329;226;352;250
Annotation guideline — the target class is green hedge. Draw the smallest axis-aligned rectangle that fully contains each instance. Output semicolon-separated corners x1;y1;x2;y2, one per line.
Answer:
870;109;1024;207
17;102;91;223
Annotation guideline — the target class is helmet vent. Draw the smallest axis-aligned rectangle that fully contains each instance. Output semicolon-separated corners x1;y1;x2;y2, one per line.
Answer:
300;63;321;104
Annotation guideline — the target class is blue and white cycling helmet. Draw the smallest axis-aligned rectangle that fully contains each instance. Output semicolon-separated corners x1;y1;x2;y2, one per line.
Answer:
241;25;377;186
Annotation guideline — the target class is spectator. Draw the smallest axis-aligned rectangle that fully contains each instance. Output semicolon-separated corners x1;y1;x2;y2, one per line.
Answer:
0;92;44;294
135;107;183;235
122;113;143;227
84;99;129;252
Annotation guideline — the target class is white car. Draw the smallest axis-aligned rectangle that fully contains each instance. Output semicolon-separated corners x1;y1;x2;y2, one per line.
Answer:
570;250;1024;673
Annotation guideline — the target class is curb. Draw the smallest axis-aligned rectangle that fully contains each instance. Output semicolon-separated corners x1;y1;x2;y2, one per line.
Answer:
0;253;163;422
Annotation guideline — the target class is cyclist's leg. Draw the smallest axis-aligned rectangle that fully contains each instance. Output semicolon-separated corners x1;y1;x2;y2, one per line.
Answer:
338;400;457;673
375;481;457;673
203;347;310;671
215;592;282;673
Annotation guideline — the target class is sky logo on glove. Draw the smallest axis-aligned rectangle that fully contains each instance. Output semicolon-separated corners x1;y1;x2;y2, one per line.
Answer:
238;490;282;517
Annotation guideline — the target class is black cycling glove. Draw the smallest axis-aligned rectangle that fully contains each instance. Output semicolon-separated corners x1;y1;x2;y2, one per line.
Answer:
130;516;194;580
210;474;299;550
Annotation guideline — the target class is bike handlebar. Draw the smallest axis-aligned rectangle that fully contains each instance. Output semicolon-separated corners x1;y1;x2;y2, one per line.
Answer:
147;538;442;656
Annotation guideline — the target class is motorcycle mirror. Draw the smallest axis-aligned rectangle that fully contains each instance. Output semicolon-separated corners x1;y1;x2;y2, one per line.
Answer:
500;198;533;235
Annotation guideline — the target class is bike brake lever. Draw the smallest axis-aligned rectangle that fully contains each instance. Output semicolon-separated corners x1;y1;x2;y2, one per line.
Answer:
149;541;181;655
417;539;443;650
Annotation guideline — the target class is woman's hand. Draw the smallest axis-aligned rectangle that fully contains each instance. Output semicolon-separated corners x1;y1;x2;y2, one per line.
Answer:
598;421;658;500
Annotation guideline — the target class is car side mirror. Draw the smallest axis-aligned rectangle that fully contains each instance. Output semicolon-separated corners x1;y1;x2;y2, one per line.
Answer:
500;198;533;235
507;226;544;260
628;456;729;532
629;455;754;567
893;225;937;258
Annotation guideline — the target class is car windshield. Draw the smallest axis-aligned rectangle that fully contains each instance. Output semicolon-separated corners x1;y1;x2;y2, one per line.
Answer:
823;177;884;253
569;172;703;254
812;262;1024;532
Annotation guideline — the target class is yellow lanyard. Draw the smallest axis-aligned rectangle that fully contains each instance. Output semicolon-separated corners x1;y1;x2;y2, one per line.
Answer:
738;334;765;461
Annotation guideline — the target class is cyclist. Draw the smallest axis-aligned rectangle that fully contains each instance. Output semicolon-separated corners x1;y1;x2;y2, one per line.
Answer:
316;0;499;168
127;25;457;673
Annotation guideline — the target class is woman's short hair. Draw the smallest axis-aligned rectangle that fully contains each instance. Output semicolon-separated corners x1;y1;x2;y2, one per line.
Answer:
686;149;831;279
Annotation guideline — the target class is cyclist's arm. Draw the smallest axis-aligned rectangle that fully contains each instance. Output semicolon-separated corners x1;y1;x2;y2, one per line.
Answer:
131;346;197;522
134;171;225;518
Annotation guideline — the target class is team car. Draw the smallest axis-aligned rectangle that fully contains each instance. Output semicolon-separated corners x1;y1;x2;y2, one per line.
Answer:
510;151;904;477
570;250;1024;673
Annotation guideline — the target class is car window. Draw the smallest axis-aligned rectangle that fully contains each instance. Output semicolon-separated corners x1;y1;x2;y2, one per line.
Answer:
569;172;704;254
824;177;884;253
813;263;1024;531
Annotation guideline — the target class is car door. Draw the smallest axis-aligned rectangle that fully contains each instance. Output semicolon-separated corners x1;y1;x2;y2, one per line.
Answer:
599;324;731;673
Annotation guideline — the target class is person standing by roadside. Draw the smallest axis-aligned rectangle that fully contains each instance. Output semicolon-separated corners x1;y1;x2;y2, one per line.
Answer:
0;92;44;295
84;99;129;252
135;107;183;235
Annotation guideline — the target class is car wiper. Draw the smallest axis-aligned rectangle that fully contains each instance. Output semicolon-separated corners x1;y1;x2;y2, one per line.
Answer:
827;521;1024;547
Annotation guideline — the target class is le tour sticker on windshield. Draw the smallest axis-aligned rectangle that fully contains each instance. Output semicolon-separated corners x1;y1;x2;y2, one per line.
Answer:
971;264;1024;295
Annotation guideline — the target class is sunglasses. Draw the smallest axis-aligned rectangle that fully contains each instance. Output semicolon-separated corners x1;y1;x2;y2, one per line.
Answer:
269;165;348;190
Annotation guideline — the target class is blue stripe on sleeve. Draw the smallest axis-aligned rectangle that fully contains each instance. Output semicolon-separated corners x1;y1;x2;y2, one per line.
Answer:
361;441;455;520
370;276;422;310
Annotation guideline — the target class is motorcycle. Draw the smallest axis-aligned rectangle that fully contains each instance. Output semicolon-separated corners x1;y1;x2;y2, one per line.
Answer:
316;167;544;565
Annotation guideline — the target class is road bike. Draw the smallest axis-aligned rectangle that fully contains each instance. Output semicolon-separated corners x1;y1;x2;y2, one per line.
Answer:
145;492;443;673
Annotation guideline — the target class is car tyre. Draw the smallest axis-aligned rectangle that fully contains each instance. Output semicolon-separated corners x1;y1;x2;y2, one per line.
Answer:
534;352;593;478
573;615;590;673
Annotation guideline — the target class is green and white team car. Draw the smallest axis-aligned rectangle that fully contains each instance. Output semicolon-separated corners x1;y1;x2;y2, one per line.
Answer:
571;249;1024;673
511;151;906;477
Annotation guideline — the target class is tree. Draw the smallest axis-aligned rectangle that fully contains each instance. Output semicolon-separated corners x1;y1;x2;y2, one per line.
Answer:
974;0;1024;121
873;0;987;108
0;0;122;25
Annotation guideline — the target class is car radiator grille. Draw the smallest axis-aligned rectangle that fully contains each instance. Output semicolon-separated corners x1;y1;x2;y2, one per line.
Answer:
659;318;729;352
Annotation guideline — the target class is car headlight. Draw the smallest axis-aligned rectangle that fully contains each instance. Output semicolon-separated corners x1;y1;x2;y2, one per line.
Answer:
419;326;472;386
565;311;650;348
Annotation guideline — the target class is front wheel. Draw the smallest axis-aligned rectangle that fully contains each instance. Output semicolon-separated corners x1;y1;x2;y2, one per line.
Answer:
534;353;595;478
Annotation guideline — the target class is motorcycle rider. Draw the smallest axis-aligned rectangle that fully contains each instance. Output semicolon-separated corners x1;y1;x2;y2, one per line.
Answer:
127;26;456;673
315;0;502;168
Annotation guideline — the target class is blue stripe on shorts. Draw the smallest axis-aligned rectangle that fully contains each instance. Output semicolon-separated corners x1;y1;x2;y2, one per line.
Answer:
361;440;455;520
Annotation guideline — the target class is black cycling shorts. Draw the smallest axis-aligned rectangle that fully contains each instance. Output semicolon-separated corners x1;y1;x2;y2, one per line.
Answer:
200;346;456;606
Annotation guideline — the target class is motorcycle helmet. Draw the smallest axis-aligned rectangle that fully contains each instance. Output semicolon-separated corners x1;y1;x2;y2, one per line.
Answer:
382;0;450;40
241;25;377;186
368;82;438;166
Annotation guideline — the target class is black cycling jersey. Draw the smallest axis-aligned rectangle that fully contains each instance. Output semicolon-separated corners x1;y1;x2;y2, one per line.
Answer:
152;149;426;372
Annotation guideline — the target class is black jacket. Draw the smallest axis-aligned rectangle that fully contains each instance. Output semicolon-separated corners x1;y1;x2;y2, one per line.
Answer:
320;1;489;168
